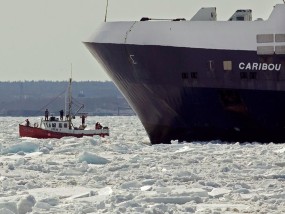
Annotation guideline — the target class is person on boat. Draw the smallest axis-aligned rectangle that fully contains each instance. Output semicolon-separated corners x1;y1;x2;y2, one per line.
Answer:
96;122;102;129
25;119;30;127
45;109;49;121
81;115;86;125
59;110;64;120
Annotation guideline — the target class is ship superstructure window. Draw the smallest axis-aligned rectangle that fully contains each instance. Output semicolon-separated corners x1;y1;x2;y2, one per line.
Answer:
48;123;51;128
240;72;248;79
275;34;285;43
249;72;257;79
257;34;274;43
191;72;198;79
181;72;189;79
223;61;232;71
59;123;62;128
64;123;68;128
52;123;56;128
276;46;285;55
257;46;274;55
236;16;244;21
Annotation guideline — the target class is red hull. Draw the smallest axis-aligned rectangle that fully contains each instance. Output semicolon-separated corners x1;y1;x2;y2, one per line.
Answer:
19;125;108;139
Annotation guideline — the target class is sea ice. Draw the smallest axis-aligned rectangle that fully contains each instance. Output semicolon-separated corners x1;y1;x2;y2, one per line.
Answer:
208;188;231;198
0;202;17;214
1;116;285;213
78;152;110;164
2;142;39;154
17;195;36;214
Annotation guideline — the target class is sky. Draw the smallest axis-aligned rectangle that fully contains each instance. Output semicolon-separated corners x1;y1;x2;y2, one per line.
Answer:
0;0;283;81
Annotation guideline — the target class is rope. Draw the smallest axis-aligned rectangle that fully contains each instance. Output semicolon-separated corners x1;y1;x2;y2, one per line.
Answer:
28;86;84;117
72;97;84;107
30;89;66;116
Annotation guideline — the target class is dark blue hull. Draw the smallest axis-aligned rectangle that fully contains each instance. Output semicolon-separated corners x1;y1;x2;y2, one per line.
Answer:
85;42;285;144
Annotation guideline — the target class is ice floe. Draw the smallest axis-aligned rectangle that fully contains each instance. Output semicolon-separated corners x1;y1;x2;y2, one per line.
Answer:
1;116;285;213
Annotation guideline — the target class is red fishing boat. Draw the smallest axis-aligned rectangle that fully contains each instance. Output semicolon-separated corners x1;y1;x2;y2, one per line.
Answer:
19;78;109;139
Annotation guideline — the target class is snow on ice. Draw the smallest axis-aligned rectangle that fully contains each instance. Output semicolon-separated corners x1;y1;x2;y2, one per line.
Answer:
1;116;285;213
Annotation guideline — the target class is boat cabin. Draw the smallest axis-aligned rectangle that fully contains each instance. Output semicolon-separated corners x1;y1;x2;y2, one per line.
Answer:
42;120;69;130
41;114;88;130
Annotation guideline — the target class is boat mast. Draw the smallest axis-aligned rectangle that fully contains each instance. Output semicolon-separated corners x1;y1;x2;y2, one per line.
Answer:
67;64;73;129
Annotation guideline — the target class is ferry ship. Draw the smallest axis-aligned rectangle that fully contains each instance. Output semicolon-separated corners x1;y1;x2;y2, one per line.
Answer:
84;4;285;144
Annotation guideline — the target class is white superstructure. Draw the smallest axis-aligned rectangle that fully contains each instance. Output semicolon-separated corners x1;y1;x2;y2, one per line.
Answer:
87;4;285;51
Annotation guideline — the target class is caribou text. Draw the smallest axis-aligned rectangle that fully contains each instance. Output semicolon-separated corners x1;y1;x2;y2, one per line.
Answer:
239;62;281;71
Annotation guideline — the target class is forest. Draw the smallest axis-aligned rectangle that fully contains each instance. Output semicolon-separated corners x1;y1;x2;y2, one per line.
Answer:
0;81;133;116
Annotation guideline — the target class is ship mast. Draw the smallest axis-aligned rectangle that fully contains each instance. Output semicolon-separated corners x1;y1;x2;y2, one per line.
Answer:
104;0;109;22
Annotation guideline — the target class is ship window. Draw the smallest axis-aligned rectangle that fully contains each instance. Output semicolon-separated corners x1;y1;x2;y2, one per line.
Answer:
257;46;274;55
249;72;257;79
236;16;244;21
275;34;285;43
59;123;62;128
240;72;248;79
276;46;285;55
64;123;68;128
48;123;51;128
181;72;189;79
223;61;232;71
52;123;56;128
191;72;198;79
257;34;274;43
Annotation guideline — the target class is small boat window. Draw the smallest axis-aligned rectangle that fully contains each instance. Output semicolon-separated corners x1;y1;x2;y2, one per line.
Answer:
59;123;62;128
52;123;56;128
48;123;51;128
64;123;68;128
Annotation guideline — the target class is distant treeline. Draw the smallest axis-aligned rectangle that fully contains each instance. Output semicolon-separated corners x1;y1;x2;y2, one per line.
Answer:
0;81;133;116
0;81;120;100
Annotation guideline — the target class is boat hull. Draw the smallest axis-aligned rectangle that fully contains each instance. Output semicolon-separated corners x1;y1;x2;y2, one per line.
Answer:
85;41;285;144
19;125;109;139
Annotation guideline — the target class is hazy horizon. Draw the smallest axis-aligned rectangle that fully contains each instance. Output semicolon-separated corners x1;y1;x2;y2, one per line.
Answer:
0;0;282;81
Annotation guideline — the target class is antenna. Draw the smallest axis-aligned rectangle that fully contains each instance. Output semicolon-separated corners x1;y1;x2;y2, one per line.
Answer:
104;0;109;22
70;63;73;82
